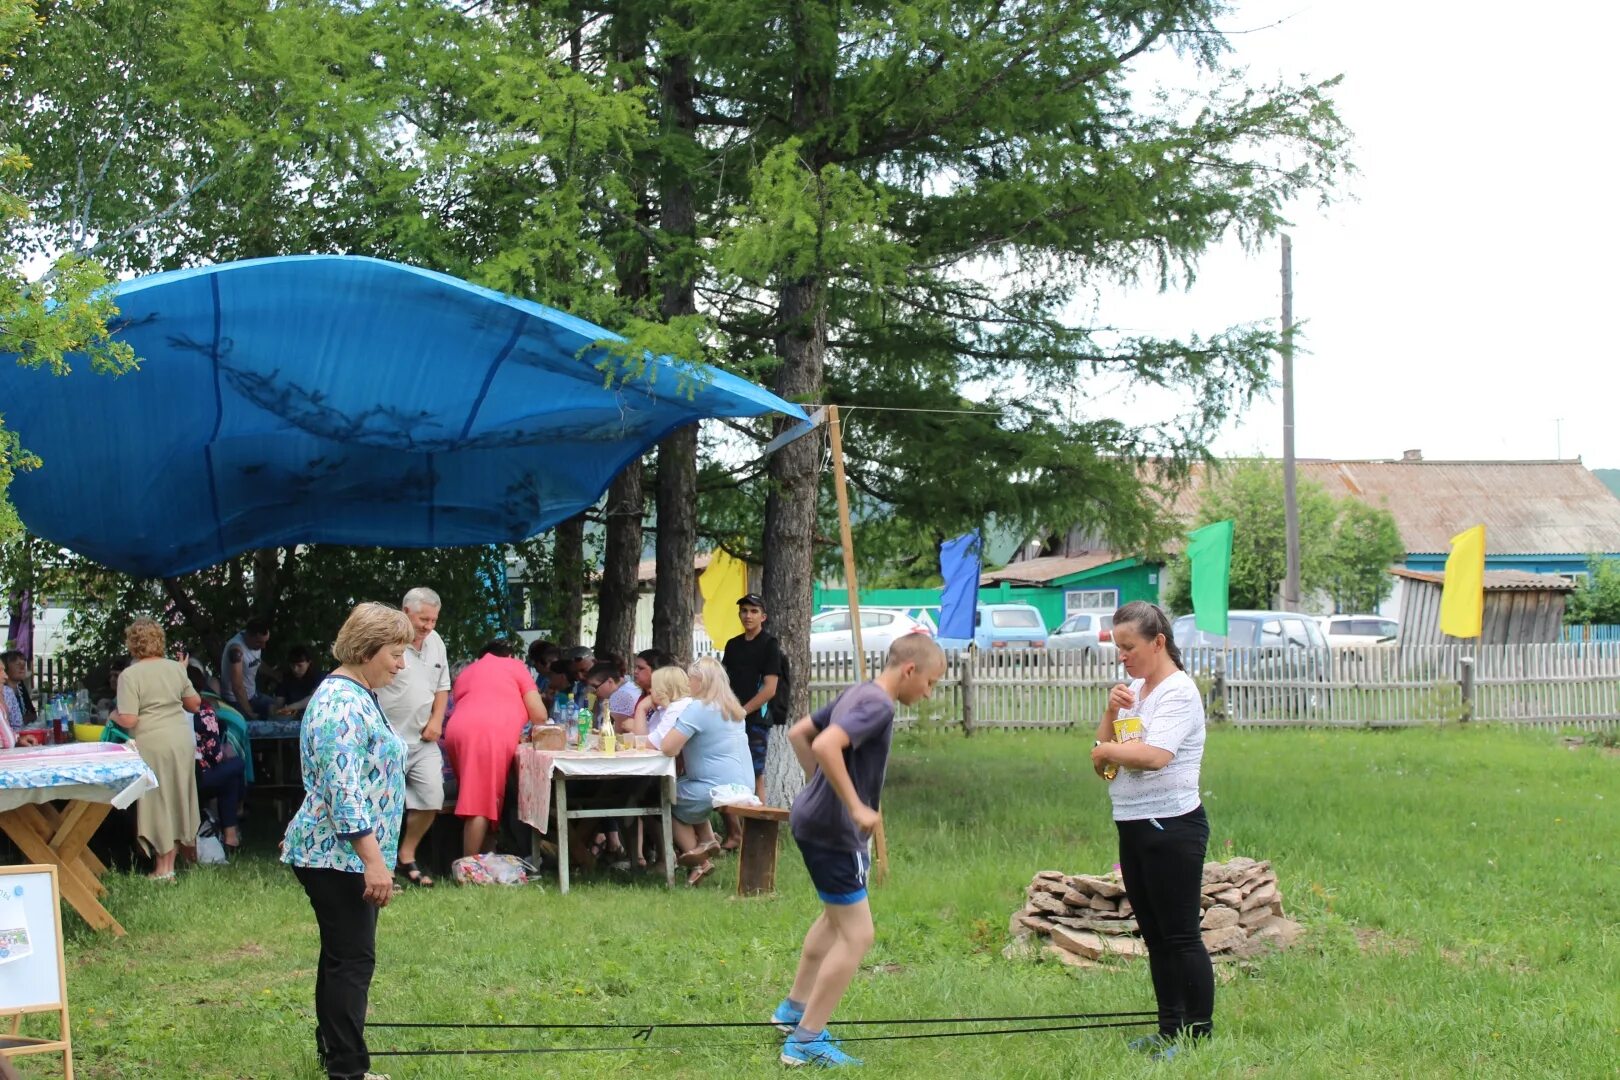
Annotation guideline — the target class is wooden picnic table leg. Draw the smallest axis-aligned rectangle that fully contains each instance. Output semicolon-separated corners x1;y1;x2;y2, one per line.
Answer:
50;802;111;875
660;774;676;889
0;806;124;936
555;775;570;896
9;804;107;903
35;801;108;878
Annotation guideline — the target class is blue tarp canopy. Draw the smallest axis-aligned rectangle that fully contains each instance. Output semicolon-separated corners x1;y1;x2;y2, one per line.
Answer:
1;255;805;578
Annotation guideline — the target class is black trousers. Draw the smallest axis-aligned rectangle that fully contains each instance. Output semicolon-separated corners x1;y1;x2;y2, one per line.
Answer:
292;865;379;1080
1116;805;1215;1039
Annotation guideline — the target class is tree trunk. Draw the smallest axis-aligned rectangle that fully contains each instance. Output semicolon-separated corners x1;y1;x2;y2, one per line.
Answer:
762;274;827;808
553;512;587;647
651;41;701;666
594;460;644;666
250;547;282;623
594;1;653;666
653;429;698;663
760;2;836;809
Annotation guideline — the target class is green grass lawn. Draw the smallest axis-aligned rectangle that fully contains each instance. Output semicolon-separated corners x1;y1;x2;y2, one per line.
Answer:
12;725;1619;1079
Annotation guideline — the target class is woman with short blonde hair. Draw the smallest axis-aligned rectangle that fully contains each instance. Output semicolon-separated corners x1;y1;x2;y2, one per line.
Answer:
332;604;414;667
115;618;203;879
281;601;414;1080
124;618;168;660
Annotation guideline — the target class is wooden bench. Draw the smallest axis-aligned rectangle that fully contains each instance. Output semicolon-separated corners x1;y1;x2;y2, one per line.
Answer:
732;805;791;897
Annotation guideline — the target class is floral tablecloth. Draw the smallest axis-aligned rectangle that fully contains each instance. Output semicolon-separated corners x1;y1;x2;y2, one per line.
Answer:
515;746;674;834
0;742;160;813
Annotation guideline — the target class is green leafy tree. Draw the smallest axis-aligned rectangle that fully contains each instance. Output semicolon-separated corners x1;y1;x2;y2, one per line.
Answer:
2;0;638;659
1165;459;1403;614
0;0;137;537
1327;498;1406;613
1564;556;1620;626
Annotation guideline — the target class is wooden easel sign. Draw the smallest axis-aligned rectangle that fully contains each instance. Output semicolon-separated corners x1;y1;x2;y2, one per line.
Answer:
0;864;73;1079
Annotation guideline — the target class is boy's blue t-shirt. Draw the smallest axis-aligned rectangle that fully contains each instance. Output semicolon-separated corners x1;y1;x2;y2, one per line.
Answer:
789;681;895;852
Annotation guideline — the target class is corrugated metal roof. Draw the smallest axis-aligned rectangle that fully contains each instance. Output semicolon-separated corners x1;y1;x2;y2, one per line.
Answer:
636;553;712;584
1155;459;1620;556
1389;567;1577;592
981;552;1120;585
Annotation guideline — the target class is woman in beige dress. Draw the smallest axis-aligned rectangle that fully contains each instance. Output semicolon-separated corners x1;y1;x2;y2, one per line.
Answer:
115;619;203;880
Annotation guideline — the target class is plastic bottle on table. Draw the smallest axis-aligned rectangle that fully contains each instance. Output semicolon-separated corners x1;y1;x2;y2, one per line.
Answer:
576;706;591;750
600;719;616;756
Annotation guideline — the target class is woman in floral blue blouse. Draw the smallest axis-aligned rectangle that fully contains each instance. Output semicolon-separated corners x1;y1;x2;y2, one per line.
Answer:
281;602;413;1080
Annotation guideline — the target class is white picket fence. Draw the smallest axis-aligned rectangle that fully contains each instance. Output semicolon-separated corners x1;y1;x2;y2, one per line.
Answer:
800;644;1620;731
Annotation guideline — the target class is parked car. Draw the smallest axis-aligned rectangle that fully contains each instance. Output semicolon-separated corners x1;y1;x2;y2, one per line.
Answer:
1048;611;1115;657
1172;610;1331;715
936;603;1050;651
1319;614;1399;649
809;607;935;654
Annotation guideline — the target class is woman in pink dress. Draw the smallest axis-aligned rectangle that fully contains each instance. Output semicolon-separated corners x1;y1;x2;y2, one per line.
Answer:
444;640;547;857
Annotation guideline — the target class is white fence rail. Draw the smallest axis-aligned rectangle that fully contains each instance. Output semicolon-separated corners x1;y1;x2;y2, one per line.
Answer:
800;644;1620;731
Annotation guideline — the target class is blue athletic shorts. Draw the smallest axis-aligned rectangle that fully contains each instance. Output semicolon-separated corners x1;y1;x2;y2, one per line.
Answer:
798;838;872;905
744;720;770;777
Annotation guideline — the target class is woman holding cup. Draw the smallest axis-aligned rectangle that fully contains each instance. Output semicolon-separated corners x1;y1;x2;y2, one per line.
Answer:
1089;601;1212;1061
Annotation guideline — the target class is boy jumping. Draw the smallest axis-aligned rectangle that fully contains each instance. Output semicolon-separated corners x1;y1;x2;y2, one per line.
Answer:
773;633;947;1067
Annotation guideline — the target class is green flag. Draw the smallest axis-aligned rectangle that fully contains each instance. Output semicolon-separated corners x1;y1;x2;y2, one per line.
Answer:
1187;520;1234;637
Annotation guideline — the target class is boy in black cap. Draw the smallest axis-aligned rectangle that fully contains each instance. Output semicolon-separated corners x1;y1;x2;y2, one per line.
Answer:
721;593;785;823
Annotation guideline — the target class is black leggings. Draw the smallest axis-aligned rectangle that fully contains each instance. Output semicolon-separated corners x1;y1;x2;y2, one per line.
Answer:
1116;805;1214;1039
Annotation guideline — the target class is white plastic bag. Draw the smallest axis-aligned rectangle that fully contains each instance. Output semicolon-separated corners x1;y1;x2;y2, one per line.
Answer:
196;833;228;865
709;783;762;809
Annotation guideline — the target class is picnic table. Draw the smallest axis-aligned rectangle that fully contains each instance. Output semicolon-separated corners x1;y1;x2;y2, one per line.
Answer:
515;745;676;894
0;742;159;936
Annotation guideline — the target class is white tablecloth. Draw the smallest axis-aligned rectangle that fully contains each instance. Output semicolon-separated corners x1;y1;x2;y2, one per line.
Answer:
516;746;673;834
0;743;159;813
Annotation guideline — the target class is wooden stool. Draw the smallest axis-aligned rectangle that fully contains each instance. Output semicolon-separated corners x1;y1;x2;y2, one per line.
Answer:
732;805;791;897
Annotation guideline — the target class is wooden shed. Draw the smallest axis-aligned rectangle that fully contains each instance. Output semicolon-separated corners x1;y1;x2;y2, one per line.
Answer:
1392;568;1575;646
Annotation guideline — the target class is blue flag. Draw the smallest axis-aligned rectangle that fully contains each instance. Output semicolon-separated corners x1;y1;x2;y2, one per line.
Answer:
939;530;983;641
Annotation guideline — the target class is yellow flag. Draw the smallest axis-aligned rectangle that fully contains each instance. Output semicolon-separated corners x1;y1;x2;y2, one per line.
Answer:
699;549;749;647
1439;525;1486;639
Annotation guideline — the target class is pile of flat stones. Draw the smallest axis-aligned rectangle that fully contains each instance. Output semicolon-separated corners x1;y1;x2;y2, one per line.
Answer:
1008;857;1304;968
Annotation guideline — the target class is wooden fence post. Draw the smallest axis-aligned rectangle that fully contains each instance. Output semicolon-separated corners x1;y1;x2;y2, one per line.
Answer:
960;646;976;737
1459;655;1475;722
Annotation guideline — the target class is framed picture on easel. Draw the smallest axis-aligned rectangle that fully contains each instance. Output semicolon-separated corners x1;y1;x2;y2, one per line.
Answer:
0;864;73;1079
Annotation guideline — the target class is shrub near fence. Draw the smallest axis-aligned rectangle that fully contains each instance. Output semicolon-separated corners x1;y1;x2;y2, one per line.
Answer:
28;656;85;696
805;644;1620;731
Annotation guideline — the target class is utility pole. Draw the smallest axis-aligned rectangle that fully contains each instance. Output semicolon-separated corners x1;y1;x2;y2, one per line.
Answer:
1281;234;1301;613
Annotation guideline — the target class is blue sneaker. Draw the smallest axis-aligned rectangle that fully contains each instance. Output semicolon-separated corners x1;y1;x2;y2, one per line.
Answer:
1149;1043;1182;1063
780;1030;862;1067
771;999;805;1034
1128;1033;1172;1053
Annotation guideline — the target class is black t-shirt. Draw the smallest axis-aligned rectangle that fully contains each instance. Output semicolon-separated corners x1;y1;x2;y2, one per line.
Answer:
723;630;785;725
280;668;327;705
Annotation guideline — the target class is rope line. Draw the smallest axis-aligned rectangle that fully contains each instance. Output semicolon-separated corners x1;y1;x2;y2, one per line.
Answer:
369;1009;1156;1031
369;1017;1157;1058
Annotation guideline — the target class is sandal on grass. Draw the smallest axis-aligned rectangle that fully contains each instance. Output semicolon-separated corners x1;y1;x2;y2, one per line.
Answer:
677;847;711;868
397;861;435;888
687;860;715;887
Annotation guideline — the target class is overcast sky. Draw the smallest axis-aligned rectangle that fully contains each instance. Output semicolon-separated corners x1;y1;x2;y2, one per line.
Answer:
1089;0;1620;468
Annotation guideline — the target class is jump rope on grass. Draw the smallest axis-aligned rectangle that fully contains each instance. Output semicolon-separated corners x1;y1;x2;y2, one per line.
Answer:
366;1010;1159;1059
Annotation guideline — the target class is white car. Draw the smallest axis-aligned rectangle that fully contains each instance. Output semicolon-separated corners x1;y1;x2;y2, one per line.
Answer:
1319;614;1399;649
810;608;935;655
1048;611;1115;657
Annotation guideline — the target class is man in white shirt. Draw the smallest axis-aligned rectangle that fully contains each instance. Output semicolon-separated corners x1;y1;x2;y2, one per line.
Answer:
374;587;451;887
220;619;273;722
